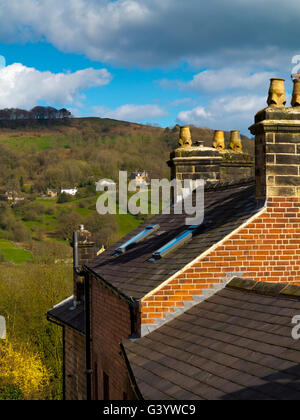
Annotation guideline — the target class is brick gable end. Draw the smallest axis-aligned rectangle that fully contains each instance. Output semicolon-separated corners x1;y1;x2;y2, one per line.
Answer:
141;198;300;328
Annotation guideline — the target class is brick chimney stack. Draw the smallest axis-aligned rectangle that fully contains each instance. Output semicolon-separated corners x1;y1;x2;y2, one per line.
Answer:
249;78;300;199
168;126;254;185
72;225;97;306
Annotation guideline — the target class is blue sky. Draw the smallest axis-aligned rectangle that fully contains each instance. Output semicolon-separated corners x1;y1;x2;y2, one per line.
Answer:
0;0;299;134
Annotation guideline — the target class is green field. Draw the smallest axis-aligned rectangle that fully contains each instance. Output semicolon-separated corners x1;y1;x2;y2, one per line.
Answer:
0;240;33;264
0;134;70;153
33;197;141;234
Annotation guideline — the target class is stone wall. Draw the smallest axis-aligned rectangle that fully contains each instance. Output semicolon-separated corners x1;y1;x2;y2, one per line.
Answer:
250;107;300;199
168;146;254;184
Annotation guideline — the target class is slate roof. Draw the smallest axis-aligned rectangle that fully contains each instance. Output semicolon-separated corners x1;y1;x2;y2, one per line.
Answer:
47;297;85;335
122;278;300;400
86;179;263;300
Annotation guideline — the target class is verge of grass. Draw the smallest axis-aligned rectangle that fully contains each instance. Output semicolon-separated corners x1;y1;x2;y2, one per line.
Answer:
0;240;33;264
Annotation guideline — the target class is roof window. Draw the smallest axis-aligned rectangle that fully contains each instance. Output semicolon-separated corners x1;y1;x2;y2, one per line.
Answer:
114;224;160;256
149;225;200;261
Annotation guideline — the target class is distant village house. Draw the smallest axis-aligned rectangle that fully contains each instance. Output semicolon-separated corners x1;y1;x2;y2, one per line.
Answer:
47;188;58;198
130;171;149;186
3;191;24;205
61;188;78;196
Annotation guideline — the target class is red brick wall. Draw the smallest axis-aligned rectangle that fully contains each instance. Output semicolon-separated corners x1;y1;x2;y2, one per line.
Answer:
141;197;300;326
90;275;137;400
64;327;87;400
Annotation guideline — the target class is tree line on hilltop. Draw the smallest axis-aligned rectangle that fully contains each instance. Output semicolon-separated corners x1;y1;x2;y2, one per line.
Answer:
0;106;72;121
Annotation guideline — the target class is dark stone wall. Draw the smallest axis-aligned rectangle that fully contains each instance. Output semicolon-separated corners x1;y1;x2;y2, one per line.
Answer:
168;147;254;184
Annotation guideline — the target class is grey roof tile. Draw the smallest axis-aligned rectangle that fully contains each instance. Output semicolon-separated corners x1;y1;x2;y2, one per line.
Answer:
123;282;300;400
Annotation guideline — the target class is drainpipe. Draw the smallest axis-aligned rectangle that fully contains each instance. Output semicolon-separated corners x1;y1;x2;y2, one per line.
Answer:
129;299;140;339
73;231;92;401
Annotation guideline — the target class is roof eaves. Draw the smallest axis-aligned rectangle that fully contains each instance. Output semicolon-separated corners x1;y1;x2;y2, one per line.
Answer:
46;311;85;336
83;264;141;306
227;277;300;299
204;177;255;192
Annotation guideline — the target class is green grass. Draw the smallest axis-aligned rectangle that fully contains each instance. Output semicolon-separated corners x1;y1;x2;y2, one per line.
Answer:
0;134;69;152
75;208;94;217
117;213;142;237
11;193;149;242
0;240;33;264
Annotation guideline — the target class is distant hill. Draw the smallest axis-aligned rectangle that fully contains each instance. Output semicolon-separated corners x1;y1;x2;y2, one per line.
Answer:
0;117;254;194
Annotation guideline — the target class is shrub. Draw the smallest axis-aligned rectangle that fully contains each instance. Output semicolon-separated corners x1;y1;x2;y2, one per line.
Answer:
0;341;51;400
9;221;32;243
13;201;44;222
78;200;90;209
30;241;71;264
85;213;118;247
57;192;71;204
0;384;24;400
45;207;55;215
0;263;72;399
56;212;83;241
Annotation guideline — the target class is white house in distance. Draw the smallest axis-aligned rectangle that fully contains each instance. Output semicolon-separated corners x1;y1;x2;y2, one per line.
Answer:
61;188;78;196
95;179;116;191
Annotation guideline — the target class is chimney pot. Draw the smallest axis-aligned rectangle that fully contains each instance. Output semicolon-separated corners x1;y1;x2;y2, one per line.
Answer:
178;126;192;148
291;79;300;107
229;130;243;153
213;130;225;151
267;78;286;107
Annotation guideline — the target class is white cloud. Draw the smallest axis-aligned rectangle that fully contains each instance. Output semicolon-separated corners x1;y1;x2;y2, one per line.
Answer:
212;95;266;115
0;0;300;69
0;63;112;109
181;68;274;93
177;94;266;133
93;104;167;122
177;107;211;125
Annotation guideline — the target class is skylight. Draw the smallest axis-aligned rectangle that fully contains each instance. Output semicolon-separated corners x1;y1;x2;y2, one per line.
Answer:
149;225;200;261
114;224;160;256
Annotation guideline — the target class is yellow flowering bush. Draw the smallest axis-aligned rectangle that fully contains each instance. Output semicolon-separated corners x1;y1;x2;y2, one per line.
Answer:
0;340;51;400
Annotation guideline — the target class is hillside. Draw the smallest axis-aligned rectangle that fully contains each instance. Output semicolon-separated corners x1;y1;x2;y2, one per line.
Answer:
0;117;254;191
0;117;254;248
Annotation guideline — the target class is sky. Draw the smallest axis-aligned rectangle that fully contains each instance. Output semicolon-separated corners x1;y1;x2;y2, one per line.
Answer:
0;0;299;134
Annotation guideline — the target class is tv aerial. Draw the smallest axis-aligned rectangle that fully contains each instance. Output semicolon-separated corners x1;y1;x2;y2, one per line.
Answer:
291;72;300;80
